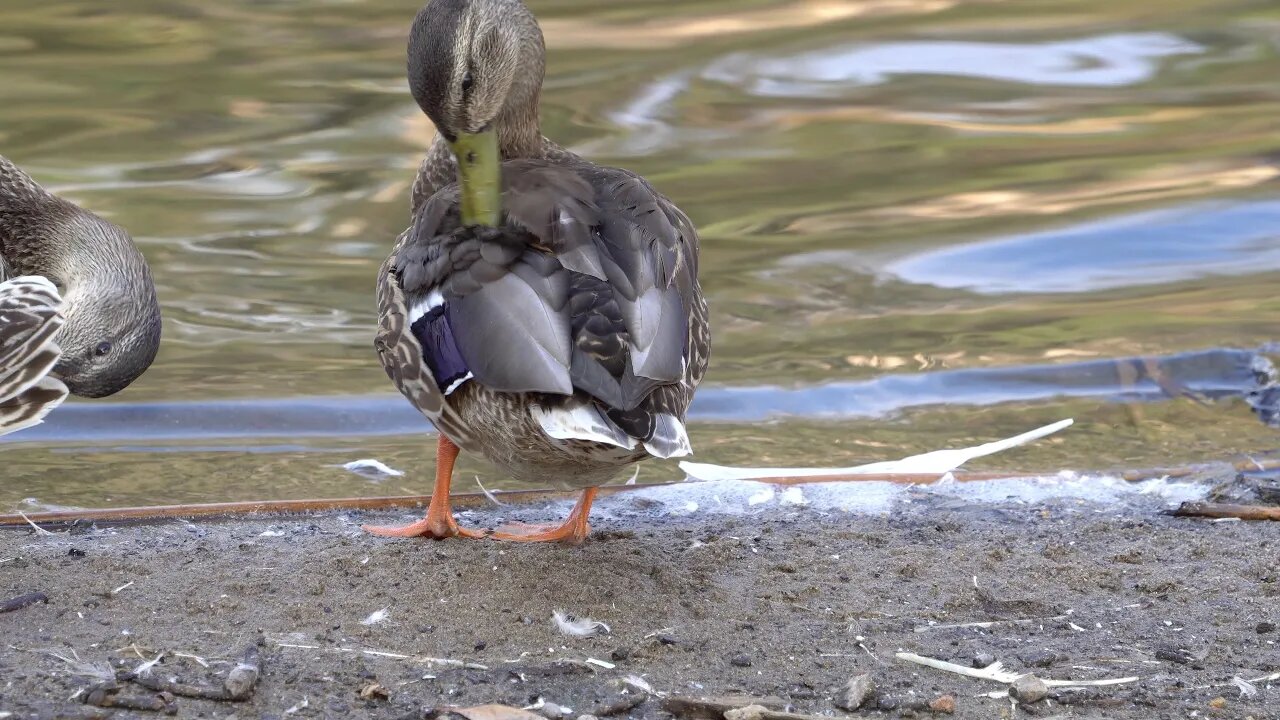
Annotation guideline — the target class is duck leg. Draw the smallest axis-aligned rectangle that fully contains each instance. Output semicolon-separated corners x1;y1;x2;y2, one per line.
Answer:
362;436;485;539
491;488;597;545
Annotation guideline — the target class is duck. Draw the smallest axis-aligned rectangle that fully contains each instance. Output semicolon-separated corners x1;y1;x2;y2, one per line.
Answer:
0;155;162;435
366;0;710;543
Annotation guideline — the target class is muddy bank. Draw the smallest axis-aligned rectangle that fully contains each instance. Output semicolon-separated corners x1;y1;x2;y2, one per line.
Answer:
1;479;1277;719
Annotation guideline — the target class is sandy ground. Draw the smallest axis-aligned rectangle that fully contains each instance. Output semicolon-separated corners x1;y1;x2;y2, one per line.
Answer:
1;478;1277;719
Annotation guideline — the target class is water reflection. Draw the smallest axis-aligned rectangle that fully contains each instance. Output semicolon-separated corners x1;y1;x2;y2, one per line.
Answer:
0;0;1277;508
704;33;1203;96
888;200;1280;294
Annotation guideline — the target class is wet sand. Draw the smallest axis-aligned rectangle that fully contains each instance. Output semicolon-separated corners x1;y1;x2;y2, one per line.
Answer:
1;480;1276;719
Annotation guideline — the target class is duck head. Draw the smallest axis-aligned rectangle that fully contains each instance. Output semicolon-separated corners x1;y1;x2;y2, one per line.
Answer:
407;0;546;223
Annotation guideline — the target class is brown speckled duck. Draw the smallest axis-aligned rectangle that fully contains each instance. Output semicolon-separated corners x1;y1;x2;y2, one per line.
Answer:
0;156;161;435
366;0;709;543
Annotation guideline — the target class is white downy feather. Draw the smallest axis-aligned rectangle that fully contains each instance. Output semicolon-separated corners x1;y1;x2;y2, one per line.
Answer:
552;609;611;638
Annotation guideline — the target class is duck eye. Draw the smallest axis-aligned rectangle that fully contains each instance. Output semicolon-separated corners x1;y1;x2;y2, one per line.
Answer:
461;71;473;93
94;341;112;357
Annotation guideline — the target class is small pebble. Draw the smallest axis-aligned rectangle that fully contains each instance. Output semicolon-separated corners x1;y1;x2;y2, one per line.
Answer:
730;654;752;668
610;647;631;662
1009;675;1048;704
1019;649;1057;668
536;701;573;720
1209;696;1227;710
1256;621;1275;634
972;652;996;668
832;674;875;711
876;695;899;711
929;695;956;714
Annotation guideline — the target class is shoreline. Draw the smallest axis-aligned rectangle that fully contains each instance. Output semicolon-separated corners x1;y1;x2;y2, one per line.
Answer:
2;474;1277;718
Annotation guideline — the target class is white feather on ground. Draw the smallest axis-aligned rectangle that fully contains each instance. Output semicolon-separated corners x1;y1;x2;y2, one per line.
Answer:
360;607;390;626
680;418;1073;481
341;459;404;478
552;610;611;638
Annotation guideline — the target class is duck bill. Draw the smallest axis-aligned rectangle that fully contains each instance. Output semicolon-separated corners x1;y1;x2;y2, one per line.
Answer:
448;128;501;227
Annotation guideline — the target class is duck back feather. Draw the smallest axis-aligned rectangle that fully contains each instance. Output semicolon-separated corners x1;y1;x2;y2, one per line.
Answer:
382;158;706;458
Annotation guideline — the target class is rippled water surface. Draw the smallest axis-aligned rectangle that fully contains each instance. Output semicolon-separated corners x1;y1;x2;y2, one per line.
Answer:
3;0;1279;508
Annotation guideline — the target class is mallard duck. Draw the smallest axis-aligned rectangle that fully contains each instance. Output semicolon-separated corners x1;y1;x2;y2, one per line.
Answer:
366;0;709;543
0;155;162;434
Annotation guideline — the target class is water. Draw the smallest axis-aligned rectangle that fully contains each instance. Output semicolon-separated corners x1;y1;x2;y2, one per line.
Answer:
2;0;1279;509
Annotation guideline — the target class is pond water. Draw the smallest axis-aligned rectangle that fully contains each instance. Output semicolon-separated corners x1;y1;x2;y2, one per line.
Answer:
2;0;1278;509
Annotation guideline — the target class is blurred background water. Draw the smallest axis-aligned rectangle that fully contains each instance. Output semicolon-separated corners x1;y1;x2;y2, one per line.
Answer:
1;0;1278;508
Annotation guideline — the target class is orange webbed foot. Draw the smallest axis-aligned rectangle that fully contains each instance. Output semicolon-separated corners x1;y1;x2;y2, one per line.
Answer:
490;520;590;545
362;515;486;540
490;488;597;545
360;436;485;540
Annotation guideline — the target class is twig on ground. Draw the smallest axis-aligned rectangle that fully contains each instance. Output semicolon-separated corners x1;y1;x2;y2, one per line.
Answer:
1171;502;1280;521
475;477;505;505
914;614;1070;632
272;640;488;670
171;652;209;668
17;511;56;536
82;681;176;714
0;592;47;613
111;581;134;596
895;652;1139;690
591;688;647;716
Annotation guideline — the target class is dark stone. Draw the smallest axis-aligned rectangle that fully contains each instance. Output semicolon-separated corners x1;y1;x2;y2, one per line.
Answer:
1019;649;1058;668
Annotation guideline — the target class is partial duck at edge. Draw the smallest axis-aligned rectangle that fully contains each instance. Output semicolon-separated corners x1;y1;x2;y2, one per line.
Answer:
0;156;162;435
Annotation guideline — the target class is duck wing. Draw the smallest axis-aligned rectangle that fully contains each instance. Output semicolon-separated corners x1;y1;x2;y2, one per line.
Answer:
378;159;705;456
0;276;69;436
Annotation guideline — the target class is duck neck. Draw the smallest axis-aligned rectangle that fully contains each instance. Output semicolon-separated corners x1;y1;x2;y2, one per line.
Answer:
422;69;545;197
0;157;66;279
495;30;545;160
